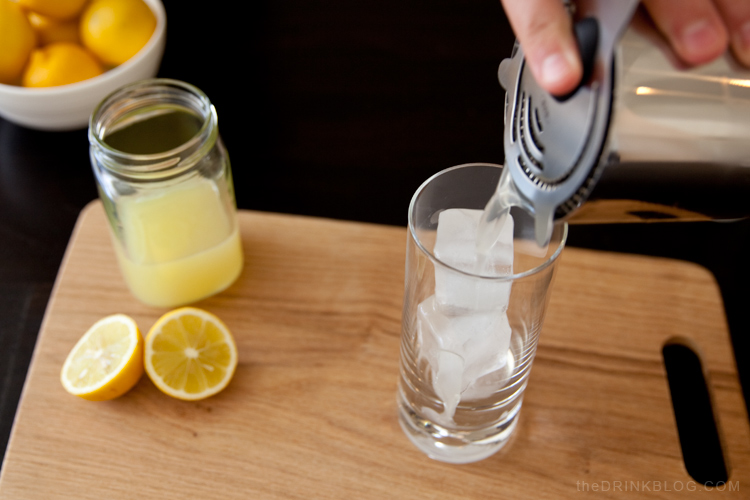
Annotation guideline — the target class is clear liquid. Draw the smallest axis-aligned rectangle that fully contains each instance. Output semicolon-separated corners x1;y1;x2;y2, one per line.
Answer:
398;319;540;463
476;165;555;259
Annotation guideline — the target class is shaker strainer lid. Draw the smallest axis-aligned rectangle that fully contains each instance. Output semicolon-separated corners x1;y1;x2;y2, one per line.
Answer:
498;0;639;222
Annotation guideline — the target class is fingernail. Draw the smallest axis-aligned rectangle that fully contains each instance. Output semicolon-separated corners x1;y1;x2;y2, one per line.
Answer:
681;19;723;55
540;52;574;87
736;21;750;50
730;21;750;65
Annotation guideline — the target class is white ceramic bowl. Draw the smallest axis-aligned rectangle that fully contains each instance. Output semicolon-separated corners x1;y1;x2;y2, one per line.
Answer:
0;0;166;131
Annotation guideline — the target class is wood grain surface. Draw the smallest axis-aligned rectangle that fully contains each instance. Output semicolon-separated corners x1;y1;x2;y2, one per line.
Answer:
1;201;748;499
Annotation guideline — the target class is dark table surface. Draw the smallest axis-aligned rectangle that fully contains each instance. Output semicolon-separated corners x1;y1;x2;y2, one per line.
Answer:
1;0;748;468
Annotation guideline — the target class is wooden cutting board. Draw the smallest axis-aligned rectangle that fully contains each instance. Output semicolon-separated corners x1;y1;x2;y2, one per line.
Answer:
1;201;748;498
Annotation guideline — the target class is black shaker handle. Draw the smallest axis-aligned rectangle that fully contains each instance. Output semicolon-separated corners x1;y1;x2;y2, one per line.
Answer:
554;16;600;102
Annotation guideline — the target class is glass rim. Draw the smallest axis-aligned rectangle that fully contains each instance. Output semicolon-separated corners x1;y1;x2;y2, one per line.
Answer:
88;78;216;167
407;163;568;281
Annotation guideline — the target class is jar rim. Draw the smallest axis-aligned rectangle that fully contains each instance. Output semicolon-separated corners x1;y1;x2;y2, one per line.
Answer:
88;78;216;173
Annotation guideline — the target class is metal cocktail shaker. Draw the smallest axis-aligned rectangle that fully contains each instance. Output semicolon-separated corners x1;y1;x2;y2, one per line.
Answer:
498;0;750;225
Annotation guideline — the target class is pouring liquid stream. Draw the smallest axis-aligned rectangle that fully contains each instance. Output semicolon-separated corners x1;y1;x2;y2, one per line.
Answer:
475;165;556;269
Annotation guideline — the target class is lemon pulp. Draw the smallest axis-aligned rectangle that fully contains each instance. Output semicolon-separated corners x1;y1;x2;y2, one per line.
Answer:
145;307;238;401
61;314;143;401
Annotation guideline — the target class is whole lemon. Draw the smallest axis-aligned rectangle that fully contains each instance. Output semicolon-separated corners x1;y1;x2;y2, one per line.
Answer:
80;0;156;67
0;0;36;85
28;11;80;46
18;0;88;20
22;42;104;87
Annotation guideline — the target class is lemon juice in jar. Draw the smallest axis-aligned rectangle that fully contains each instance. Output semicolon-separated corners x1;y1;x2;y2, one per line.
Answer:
89;79;243;308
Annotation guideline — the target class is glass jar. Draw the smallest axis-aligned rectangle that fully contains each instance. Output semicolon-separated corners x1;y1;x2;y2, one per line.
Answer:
88;78;243;308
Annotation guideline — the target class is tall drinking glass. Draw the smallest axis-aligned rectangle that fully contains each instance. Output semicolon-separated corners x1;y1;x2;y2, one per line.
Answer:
397;163;567;464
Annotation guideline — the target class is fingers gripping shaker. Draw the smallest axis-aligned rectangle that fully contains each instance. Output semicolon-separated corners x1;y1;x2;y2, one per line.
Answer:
498;0;750;234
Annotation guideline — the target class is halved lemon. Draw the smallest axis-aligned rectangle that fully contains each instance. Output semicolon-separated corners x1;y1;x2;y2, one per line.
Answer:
144;307;238;401
61;314;144;401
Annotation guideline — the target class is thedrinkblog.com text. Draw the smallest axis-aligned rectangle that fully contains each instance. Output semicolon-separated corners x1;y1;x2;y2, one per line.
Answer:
576;480;739;493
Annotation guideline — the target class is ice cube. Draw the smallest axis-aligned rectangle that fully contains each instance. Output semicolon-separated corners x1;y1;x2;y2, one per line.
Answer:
461;353;515;402
458;312;512;383
433;209;513;314
433;350;463;421
418;296;511;379
417;296;513;419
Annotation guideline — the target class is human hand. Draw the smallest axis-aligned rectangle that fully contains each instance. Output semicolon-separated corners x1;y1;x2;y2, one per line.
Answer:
500;0;750;96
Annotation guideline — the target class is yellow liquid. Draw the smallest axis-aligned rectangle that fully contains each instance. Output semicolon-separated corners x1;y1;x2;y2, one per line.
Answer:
113;179;243;307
